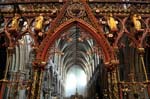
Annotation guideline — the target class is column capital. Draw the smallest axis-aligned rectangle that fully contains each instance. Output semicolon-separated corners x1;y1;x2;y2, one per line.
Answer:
32;59;47;69
7;46;14;54
113;46;119;53
32;45;39;50
105;59;119;71
0;79;8;83
137;47;145;55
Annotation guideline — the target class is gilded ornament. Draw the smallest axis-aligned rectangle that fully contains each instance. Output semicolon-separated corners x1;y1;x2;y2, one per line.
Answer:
34;14;44;32
107;13;118;32
10;13;20;32
132;14;142;31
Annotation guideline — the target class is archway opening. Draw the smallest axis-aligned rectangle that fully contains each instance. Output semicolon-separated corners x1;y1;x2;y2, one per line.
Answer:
43;25;106;98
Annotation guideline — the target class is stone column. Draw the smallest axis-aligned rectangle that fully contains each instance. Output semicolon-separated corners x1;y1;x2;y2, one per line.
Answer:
30;60;46;99
30;66;38;99
105;59;119;99
137;48;150;97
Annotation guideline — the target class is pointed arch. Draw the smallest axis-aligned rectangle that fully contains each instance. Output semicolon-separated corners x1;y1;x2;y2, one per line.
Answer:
36;18;115;63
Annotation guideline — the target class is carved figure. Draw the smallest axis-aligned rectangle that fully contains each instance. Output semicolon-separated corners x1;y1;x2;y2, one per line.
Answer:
107;13;118;32
132;14;142;31
34;14;44;32
10;13;20;31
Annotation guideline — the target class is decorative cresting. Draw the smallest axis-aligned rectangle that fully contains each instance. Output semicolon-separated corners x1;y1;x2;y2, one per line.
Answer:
36;0;115;64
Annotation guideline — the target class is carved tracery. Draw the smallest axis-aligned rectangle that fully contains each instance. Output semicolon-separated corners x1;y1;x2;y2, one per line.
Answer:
0;0;150;99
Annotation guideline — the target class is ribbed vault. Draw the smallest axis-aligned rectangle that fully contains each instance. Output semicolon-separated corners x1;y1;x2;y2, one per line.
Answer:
48;25;103;76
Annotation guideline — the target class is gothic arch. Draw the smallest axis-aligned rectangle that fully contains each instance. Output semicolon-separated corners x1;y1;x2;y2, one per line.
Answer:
36;18;115;63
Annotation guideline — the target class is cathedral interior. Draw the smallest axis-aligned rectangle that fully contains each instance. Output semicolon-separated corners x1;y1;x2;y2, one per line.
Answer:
0;0;150;99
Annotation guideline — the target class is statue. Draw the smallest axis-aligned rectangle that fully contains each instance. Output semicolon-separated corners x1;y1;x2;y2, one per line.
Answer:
132;14;142;31
10;13;20;32
34;14;44;32
107;13;118;32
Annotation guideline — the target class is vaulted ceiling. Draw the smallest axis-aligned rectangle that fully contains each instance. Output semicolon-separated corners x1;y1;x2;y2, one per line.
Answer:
49;25;103;74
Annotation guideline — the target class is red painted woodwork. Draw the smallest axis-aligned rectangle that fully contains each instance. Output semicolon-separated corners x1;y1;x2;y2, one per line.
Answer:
36;0;115;66
36;18;114;64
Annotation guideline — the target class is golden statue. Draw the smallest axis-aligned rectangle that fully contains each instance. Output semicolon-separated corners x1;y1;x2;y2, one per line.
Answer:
132;14;142;31
10;13;20;32
34;14;44;32
107;13;118;32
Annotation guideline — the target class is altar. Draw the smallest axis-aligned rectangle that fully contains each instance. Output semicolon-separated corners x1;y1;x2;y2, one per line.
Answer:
70;89;83;99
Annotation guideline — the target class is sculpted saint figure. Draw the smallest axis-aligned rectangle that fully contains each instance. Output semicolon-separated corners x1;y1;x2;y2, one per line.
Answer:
34;14;44;32
11;13;20;31
132;14;142;31
107;13;118;32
